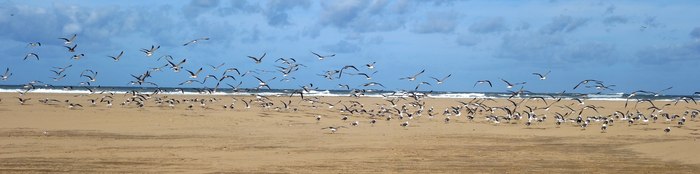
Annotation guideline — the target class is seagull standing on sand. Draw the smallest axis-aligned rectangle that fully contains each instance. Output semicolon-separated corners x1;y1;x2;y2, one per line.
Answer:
664;127;671;134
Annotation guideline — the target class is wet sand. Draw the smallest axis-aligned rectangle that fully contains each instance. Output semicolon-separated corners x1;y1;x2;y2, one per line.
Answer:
1;93;700;173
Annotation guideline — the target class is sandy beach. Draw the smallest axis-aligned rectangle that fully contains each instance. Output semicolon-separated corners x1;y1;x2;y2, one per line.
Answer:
0;92;698;173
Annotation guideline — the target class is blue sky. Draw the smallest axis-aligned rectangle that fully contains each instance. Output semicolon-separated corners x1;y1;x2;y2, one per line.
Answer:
0;0;699;94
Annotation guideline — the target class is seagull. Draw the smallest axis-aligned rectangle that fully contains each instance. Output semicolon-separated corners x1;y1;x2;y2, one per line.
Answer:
362;82;385;88
337;65;359;78
351;121;359;126
664;127;671;134
474;80;493;87
107;51;124;61
532;71;550;80
52;74;67;81
178;80;203;85
64;44;77;52
311;51;335;60
338;84;350;90
430;74;451;84
573;79;602;89
59;34;77;45
366;62;376;69
186;68;203;78
322;126;346;134
140;45;160;57
24;53;39;60
399;69;425;81
208;63;225;71
248;53;266;64
27;42;41;47
400;121;409;128
183;37;210;46
81;72;97;82
71;54;85;60
254;76;272;89
17;97;31;105
168;59;187;72
601;124;607;133
1;68;11;81
500;78;526;89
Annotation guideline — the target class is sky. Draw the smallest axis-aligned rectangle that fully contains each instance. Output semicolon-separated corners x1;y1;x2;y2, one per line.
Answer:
0;0;699;95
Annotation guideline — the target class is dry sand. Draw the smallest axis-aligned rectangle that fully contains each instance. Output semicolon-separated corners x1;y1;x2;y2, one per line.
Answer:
1;93;700;173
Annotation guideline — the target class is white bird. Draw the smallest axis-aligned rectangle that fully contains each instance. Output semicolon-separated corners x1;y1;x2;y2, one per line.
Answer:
58;34;77;45
183;37;210;46
532;71;551;80
399;69;425;81
311;51;335;60
248;53;266;64
24;53;39;60
168;59;187;72
186;68;203;78
2;68;12;81
430;74;452;85
71;54;85;60
108;51;124;61
322;126;346;134
400;121;409;128
140;45;160;57
664;127;671;134
366;62;376;69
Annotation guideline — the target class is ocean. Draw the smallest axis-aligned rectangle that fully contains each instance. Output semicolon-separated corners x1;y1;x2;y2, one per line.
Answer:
0;85;690;101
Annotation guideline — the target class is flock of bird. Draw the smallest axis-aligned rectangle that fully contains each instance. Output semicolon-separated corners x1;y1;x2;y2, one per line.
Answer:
2;34;700;135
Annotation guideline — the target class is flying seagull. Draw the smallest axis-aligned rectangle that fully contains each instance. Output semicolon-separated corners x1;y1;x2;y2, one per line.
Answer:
59;34;77;45
208;63;225;71
254;76;272;89
140;45;160;57
64;44;77;52
107;51;124;61
399;69;425;81
1;68;11;81
186;68;203;78
248;53;266;64
311;51;335;60
24;53;39;60
532;71;551;80
366;62;376;69
430;74;452;84
71;54;85;60
183;37;210;46
27;42;41;47
500;78;526;89
474;80;492;87
168;59;187;72
573;79;603;89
